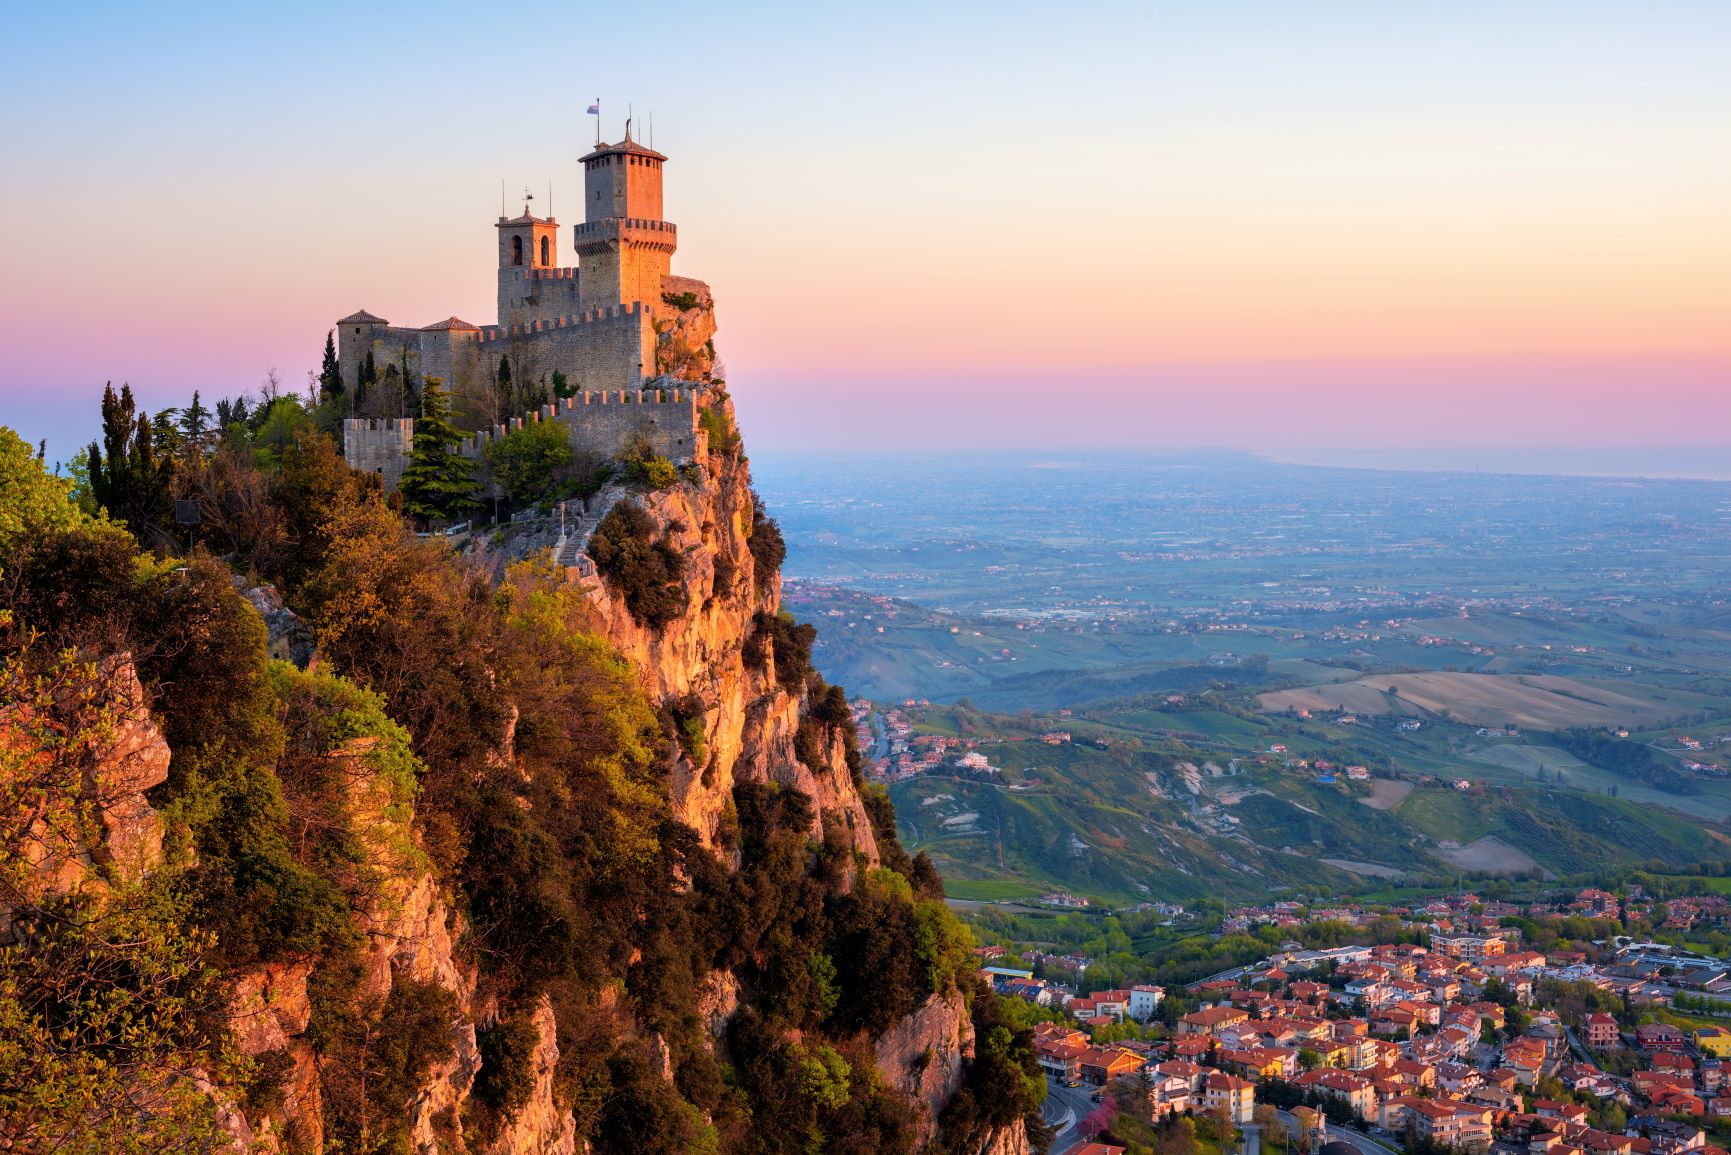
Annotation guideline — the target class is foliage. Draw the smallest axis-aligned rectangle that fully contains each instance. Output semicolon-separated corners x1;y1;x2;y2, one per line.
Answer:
932;983;1050;1154
621;433;678;489
314;977;458;1153
1;377;959;1153
589;501;687;627
747;496;786;593
397;377;479;521
662;692;709;769
0;888;235;1154
483;417;575;508
1557;728;1698;795
700;404;741;456
662;290;701;311
319;330;344;400
0;426;98;550
747;611;816;689
86;382;175;547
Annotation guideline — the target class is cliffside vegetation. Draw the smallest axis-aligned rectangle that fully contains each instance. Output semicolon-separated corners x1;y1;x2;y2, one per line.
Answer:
0;381;1047;1153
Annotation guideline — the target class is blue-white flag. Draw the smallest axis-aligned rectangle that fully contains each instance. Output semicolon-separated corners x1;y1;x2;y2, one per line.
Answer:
587;102;600;115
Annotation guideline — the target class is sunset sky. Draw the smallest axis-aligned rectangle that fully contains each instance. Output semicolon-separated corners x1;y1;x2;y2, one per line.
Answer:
2;1;1728;467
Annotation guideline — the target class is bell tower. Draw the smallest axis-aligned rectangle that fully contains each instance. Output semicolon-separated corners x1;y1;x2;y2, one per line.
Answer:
574;128;677;314
496;194;561;328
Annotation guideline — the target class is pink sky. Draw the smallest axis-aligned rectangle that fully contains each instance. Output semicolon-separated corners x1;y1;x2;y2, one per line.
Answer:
2;3;1728;463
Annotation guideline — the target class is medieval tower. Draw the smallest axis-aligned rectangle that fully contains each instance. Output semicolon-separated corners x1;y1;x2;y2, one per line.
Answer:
338;127;718;490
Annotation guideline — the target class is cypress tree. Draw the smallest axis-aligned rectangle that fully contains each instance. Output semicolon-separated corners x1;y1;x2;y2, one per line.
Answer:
86;381;175;544
356;350;376;412
397;377;479;523
495;355;513;418
319;330;345;402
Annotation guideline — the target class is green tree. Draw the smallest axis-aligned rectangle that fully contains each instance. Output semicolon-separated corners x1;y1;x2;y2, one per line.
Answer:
483;419;574;508
319;330;344;402
356;349;376;411
396;377;478;522
0;427;98;549
86;382;175;546
178;391;211;456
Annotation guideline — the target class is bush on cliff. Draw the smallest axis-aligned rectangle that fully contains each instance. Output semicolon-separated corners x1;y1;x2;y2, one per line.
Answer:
589;501;687;627
621;432;678;490
4;403;996;1155
747;496;786;592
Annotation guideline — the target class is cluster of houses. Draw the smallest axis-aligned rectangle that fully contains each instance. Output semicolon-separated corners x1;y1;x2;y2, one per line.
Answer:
988;903;1731;1155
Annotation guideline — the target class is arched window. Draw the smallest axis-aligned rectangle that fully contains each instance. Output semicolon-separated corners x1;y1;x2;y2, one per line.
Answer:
511;235;523;266
540;236;550;266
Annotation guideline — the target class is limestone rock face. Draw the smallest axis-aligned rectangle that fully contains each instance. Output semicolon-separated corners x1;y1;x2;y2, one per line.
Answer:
483;999;577;1155
237;580;316;668
0;653;169;914
574;394;879;866
188;395;966;1151
980;1121;1033;1155
874;989;975;1150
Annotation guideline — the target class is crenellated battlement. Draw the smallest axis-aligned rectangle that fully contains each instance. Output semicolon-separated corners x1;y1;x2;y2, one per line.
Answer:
475;301;648;343
456;386;702;457
335;134;712;489
500;266;581;283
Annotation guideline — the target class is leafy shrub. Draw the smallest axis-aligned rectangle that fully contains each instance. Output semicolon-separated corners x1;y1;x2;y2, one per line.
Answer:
794;717;827;770
747;497;786;592
620;434;677;490
661;691;708;768
698;405;740;456
474;1010;541;1118
710;551;737;598
588;502;687;627
316;977;459;1153
661;290;701;311
746;611;815;688
483;419;575;508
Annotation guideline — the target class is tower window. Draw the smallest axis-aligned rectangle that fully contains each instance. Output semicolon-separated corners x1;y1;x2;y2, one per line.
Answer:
511;236;524;266
540;236;550;265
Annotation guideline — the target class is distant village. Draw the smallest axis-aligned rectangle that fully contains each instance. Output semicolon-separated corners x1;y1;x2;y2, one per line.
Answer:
979;888;1731;1155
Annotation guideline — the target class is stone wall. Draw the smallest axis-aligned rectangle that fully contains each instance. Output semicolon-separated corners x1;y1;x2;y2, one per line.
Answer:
498;265;584;329
462;387;703;467
336;302;653;420
342;417;414;490
476;301;653;393
346;388;704;492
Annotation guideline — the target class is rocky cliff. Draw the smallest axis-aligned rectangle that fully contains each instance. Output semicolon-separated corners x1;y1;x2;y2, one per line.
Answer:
0;390;1028;1154
575;390;878;865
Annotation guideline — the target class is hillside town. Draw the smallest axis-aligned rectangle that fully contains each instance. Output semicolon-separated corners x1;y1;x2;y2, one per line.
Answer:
981;888;1731;1155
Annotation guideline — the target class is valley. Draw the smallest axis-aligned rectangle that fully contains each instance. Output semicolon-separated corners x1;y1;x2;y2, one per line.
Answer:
760;453;1731;905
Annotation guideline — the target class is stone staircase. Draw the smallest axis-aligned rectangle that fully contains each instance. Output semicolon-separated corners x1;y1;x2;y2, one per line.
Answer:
551;497;612;577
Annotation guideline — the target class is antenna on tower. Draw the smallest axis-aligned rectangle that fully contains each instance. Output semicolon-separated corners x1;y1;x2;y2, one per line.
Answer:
626;103;633;142
548;181;553;219
501;179;506;218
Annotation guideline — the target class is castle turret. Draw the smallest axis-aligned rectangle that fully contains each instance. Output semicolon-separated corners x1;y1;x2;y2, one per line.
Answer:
574;132;677;314
496;201;565;329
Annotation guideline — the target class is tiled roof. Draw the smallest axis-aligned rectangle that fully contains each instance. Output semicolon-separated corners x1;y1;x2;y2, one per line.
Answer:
338;309;388;325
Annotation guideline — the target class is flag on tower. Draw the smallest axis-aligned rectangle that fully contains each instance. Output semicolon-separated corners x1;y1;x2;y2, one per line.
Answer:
586;102;599;115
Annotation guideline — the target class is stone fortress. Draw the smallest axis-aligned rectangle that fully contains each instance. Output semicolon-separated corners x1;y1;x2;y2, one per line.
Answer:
340;128;717;489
